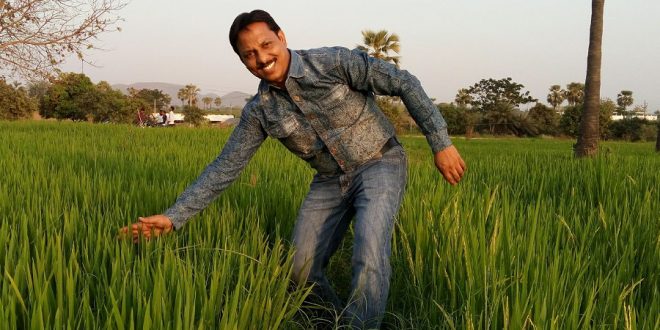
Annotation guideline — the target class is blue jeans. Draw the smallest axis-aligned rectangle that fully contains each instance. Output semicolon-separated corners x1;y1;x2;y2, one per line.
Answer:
291;144;408;329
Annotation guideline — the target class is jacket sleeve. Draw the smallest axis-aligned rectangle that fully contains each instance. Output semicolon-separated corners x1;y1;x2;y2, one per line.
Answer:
163;108;266;229
337;47;452;153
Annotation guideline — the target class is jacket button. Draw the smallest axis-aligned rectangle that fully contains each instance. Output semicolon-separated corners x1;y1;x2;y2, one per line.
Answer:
293;95;301;102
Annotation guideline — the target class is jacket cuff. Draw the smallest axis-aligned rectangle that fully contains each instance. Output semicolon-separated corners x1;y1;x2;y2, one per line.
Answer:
426;128;453;154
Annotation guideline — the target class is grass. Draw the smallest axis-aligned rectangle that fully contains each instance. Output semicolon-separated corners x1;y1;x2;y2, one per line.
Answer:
1;121;658;329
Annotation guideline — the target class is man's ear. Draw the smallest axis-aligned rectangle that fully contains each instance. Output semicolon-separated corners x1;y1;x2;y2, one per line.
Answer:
277;30;287;47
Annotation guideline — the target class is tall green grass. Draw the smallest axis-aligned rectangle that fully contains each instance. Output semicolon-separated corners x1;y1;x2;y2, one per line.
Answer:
1;122;658;329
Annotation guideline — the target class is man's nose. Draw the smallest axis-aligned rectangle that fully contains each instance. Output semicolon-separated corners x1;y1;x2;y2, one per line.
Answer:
256;52;268;65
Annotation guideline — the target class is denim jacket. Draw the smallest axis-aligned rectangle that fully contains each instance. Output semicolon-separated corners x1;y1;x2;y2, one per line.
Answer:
165;46;451;229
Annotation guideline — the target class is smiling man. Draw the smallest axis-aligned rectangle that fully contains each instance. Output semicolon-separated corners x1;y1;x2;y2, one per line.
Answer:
122;9;465;328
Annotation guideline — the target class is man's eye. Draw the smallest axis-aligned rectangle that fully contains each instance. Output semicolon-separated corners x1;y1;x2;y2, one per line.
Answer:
244;53;254;59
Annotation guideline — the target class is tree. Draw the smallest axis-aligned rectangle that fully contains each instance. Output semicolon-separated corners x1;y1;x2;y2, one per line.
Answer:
356;30;401;67
560;100;613;139
176;88;186;106
575;0;605;158
616;90;633;115
528;103;560;135
0;78;37;119
202;96;212;109
655;116;660;152
182;105;206;126
564;82;585;106
0;0;125;79
464;77;537;113
178;84;199;106
133;88;171;112
214;97;222;109
39;72;98;121
454;88;472;108
546;85;565;110
94;81;132;123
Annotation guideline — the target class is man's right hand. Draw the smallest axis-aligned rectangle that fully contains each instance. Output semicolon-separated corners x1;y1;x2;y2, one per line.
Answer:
119;214;174;243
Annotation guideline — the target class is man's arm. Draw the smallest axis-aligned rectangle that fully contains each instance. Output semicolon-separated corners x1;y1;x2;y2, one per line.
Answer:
337;48;466;184
120;108;267;241
163;109;267;229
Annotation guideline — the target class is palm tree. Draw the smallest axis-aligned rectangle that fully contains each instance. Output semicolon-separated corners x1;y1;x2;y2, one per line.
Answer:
202;96;212;109
454;88;472;108
575;0;605;158
214;97;222;109
546;85;565;110
177;88;186;106
181;84;200;107
357;30;401;68
564;82;585;106
616;90;633;115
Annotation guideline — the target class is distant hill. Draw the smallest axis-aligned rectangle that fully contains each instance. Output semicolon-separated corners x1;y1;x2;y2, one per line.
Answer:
112;82;252;109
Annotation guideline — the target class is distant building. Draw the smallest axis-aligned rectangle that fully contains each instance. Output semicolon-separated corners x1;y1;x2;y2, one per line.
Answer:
611;114;658;121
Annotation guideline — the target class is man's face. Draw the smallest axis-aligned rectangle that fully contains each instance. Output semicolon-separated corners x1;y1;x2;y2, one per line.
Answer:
237;22;290;88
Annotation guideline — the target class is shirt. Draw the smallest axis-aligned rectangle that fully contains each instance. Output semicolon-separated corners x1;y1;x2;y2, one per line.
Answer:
164;46;451;229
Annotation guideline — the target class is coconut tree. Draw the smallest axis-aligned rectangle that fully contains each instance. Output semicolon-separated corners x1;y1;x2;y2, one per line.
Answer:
564;82;585;106
177;88;186;106
546;85;565;110
180;84;200;107
214;97;222;109
575;0;605;158
202;96;212;109
455;88;472;108
616;90;634;115
357;29;401;68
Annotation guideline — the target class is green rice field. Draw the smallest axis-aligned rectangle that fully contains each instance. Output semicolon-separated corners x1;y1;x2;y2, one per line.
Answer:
1;121;658;329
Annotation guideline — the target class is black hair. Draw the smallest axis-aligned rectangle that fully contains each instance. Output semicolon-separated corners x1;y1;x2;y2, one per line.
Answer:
229;9;281;55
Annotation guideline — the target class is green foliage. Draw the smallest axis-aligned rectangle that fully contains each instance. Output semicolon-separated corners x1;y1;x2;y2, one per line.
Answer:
0;79;37;120
38;72;134;123
546;85;565;109
609;118;658;142
560;100;613;138
93;81;133;124
39;72;99;121
1;122;659;328
564;82;585;106
465;77;537;113
356;30;401;67
528;103;560;135
132;88;171;111
376;97;409;133
182;105;206;126
437;103;467;135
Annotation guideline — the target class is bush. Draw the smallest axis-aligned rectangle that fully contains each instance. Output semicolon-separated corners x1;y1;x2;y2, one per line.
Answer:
527;103;559;136
182;105;207;126
559;101;613;139
438;103;466;135
609;118;658;142
0;79;37;120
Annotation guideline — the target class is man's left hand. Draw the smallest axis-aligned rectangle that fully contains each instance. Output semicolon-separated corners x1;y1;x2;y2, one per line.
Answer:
434;145;466;185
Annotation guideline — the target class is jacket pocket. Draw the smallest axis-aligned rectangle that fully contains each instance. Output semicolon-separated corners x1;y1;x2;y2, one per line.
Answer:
266;115;300;139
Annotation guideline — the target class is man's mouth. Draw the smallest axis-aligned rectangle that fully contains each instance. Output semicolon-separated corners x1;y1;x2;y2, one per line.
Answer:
261;60;275;71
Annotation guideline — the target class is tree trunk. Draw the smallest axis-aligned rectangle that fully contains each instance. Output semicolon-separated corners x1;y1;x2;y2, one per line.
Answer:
656;120;660;152
575;0;605;158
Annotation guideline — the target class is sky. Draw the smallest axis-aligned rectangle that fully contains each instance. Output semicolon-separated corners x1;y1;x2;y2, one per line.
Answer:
61;0;660;112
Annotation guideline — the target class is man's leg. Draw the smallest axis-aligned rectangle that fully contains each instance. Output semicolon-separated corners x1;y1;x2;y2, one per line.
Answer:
345;146;408;328
292;173;355;310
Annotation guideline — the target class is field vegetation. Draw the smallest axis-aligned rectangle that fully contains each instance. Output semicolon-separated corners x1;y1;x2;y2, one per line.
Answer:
1;122;658;328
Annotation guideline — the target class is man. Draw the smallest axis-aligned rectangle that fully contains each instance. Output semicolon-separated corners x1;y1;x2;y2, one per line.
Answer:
121;9;465;328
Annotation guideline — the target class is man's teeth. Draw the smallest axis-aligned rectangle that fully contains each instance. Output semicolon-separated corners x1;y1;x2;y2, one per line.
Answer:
264;61;275;70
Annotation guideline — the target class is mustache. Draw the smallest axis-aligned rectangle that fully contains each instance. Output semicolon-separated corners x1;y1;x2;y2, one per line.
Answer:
257;59;275;69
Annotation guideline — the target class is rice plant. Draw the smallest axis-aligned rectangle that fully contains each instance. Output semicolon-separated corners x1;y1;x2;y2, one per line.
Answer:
1;122;658;329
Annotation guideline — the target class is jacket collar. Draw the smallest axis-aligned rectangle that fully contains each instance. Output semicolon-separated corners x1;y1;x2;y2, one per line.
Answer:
258;49;302;93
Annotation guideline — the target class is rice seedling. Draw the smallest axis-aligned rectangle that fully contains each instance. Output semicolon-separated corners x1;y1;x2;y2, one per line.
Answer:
1;121;658;328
